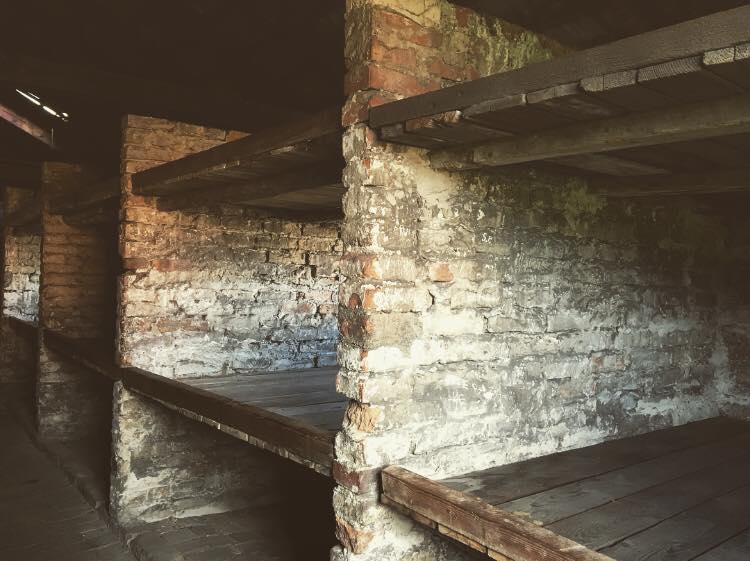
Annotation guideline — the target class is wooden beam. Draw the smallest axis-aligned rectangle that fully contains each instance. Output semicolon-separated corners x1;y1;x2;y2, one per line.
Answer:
133;107;342;196
155;163;343;211
0;101;55;148
382;466;615;561
590;169;750;198
0;160;41;189
48;176;120;216
370;5;750;127
431;94;750;171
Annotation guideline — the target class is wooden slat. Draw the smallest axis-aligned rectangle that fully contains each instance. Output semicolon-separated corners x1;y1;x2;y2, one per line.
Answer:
133;107;342;197
546;455;750;550
581;71;675;112
692;529;750;561
370;5;750;127
462;94;574;133
155;162;343;211
704;43;750;90
0;102;55;148
123;367;337;470
40;327;340;473
590;169;750;197
382;466;614;561
637;55;742;103
48;176;120;216
440;417;748;505
499;432;750;526
527;82;622;121
430;93;750;171
601;484;750;561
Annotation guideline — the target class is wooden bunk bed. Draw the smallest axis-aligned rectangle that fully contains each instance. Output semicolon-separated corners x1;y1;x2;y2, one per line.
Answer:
41;328;344;476
370;6;750;560
131;106;345;217
382;417;750;561
370;6;750;198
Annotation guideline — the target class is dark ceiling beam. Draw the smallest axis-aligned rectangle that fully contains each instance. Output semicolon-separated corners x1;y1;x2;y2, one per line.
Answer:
0;52;293;130
0;159;41;189
590;169;750;198
0;100;55;148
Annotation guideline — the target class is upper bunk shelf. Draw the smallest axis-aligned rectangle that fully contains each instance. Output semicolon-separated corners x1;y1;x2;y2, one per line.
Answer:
382;416;750;561
131;107;345;217
370;6;750;195
47;176;120;227
39;326;343;476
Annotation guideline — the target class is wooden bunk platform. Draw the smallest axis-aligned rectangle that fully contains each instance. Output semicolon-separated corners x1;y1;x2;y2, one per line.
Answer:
37;327;343;476
382;417;750;561
370;6;750;197
131;107;345;216
47;176;120;227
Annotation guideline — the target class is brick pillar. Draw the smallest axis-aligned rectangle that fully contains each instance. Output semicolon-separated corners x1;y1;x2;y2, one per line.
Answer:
333;2;557;560
0;186;40;389
37;162;116;440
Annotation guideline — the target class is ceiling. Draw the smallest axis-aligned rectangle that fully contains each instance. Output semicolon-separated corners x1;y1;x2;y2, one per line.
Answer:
454;0;750;49
0;0;344;168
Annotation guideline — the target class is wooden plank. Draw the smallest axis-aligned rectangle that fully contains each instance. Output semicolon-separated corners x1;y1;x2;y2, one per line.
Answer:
154;162;343;212
430;93;750;171
440;417;749;505
581;71;674;112
546;455;750;551
601;484;750;561
133;107;342;196
692;529;750;561
48;177;120;216
122;366;337;470
500;432;750;526
589;169;750;197
637;55;742;103
703;43;750;90
548;154;666;176
382;466;614;561
527;82;622;121
370;6;750;127
401;111;512;145
0;102;55;148
462;94;574;133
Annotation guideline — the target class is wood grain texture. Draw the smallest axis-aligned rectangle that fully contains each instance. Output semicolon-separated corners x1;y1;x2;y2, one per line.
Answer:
382;466;615;561
370;6;750;127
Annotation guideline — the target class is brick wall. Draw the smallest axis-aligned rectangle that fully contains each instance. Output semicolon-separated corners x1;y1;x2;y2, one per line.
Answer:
0;187;40;387
37;162;118;441
118;115;341;378
335;2;746;560
716;210;750;419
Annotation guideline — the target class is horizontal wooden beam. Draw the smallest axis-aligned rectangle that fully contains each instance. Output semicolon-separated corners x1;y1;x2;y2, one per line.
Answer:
40;326;337;473
382;466;614;561
155;162;343;211
0;101;55;148
48;176;120;216
370;5;750;127
431;93;750;171
0;160;41;189
591;169;750;198
133;107;342;196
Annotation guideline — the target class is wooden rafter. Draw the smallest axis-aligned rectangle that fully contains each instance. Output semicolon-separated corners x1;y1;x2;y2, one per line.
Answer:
430;94;750;171
0;101;55;148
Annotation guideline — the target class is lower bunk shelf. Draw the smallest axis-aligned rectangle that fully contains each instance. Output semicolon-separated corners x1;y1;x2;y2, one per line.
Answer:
382;416;750;561
41;328;345;476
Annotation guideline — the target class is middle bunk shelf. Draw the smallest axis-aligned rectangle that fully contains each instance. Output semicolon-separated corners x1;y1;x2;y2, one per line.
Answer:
44;326;345;475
